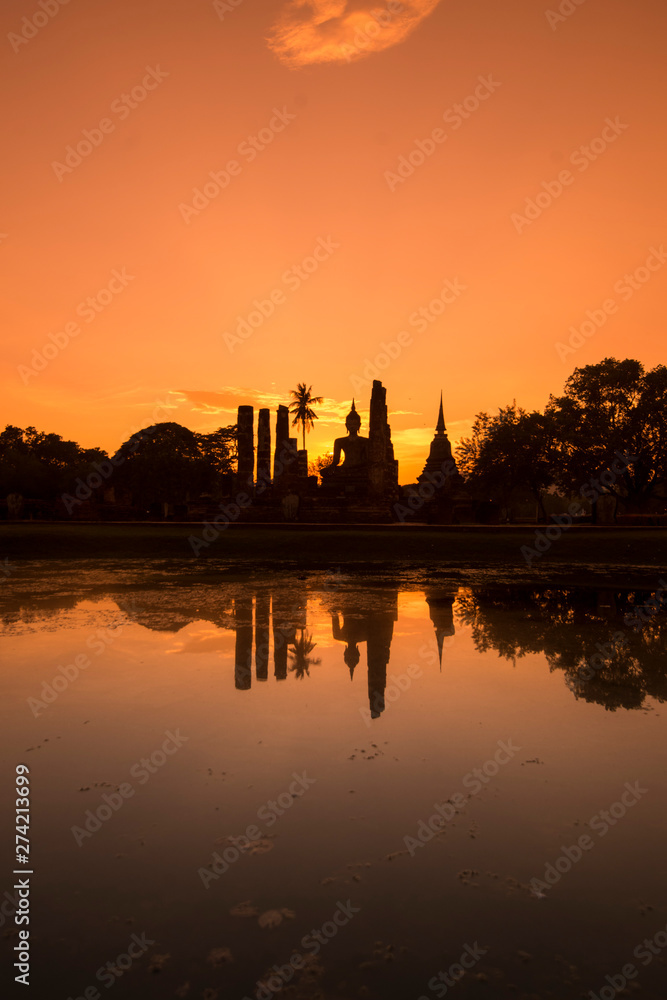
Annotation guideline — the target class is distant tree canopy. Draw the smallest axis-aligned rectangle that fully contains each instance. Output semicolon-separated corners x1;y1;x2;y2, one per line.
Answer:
308;454;332;482
456;359;667;512
113;422;236;506
456;404;556;515
2;360;666;514
0;425;107;500
0;421;237;508
546;358;667;507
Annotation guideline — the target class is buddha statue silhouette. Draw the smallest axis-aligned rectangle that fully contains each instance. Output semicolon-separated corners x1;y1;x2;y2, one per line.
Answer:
322;400;369;475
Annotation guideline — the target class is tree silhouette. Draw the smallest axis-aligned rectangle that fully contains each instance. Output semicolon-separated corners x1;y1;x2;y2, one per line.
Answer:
287;630;321;679
547;358;667;510
307;453;333;483
456;405;557;518
0;424;107;501
113;421;235;506
289;384;323;451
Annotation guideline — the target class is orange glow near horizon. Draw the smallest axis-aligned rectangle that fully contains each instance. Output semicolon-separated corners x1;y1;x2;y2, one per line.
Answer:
1;0;666;482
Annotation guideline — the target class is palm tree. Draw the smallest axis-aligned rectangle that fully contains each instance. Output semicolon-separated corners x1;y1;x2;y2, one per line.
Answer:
288;631;321;679
289;384;323;451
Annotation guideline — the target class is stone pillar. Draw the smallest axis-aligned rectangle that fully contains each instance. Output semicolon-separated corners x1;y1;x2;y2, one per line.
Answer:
274;405;290;486
237;406;254;492
297;450;308;479
257;408;271;488
368;380;398;497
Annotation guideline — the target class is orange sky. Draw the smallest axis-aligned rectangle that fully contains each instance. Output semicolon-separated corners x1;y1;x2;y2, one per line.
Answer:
1;0;666;481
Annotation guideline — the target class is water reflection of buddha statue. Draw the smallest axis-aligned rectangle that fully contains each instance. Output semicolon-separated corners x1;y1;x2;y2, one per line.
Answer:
321;401;370;483
326;590;398;719
331;612;364;678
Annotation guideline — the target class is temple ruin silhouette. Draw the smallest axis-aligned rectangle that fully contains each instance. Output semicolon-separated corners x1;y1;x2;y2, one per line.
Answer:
232;379;470;523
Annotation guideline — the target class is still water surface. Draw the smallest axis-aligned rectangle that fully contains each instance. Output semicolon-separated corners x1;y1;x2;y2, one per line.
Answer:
1;562;666;999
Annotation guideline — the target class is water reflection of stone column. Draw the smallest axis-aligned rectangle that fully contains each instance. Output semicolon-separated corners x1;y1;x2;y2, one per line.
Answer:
234;595;253;690
425;590;456;669
272;591;295;681
255;591;270;681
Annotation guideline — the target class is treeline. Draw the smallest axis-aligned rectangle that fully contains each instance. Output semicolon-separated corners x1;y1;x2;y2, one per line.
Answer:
2;358;666;516
0;422;236;512
455;358;667;513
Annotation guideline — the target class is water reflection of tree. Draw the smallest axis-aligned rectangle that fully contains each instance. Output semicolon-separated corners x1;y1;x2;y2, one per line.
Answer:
456;587;667;711
288;630;321;679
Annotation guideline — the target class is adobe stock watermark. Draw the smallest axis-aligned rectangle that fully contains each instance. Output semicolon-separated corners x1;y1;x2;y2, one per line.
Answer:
384;75;502;192
339;0;404;62
588;918;667;1000
198;771;316;888
556;246;667;361
350;278;466;392
61;401;172;514
179;106;296;223
222;236;339;352
570;582;665;690
546;0;589;31
213;0;244;21
8;0;72;54
27;620;132;717
575;631;629;683
52;67;169;181
403;739;521;856
359;620;473;725
511;117;628;234
418;941;488;999
187;441;298;556
360;661;423;726
521;451;636;566
623;578;667;633
394;459;459;521
529;781;647;898
65;931;155;999
242;900;360;1000
17;268;136;385
71;730;189;846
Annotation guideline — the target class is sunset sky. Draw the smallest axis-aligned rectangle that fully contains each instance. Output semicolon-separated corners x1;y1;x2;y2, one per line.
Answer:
2;0;666;481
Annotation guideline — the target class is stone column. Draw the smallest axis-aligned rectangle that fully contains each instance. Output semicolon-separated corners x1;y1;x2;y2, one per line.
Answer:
368;380;398;497
274;405;290;485
237;406;254;492
257;408;271;488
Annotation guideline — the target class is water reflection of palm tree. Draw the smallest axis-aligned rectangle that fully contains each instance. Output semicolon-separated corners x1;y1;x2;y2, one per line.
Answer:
288;630;321;679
